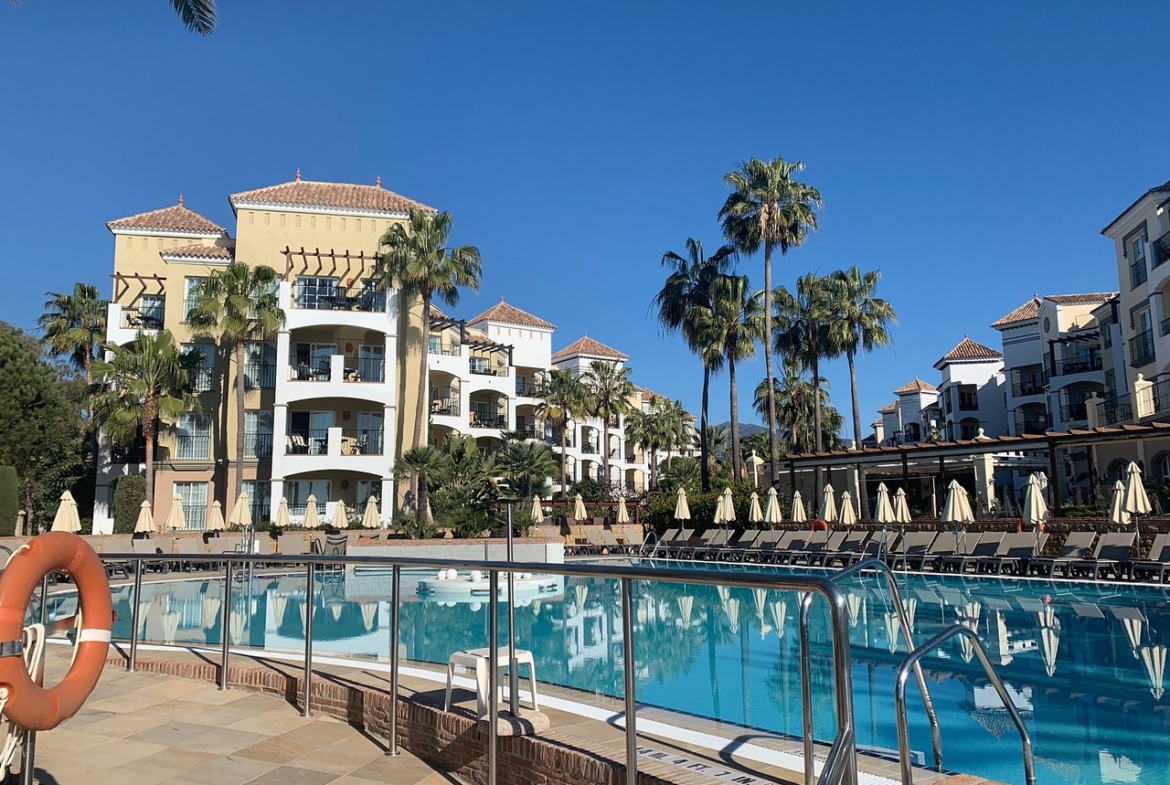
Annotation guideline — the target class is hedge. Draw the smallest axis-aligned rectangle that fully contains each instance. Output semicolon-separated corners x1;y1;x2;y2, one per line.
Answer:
0;466;18;537
113;474;147;535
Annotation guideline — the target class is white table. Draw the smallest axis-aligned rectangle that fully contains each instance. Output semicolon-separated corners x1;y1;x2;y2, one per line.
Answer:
444;647;539;718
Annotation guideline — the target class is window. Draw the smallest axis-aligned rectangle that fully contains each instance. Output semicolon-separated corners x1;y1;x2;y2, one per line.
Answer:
181;343;214;392
354;344;384;382
293;277;338;310
184;277;206;322
1105;370;1116;399
286;479;330;517
242;480;272;522
354;411;383;454
174;482;208;530
245;341;277;388
175;413;211;460
356;480;379;510
293;343;337;380
244;410;273;458
1130;231;1149;288
138;295;165;329
904;422;921;442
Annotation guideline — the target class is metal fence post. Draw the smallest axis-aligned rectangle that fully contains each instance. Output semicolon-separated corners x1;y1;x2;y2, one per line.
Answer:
20;575;50;785
219;559;233;691
127;564;143;672
387;564;400;756
799;592;815;785
620;577;638;785
488;570;499;785
302;562;315;717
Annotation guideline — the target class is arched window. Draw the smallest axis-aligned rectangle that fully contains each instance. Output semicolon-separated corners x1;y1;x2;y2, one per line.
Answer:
905;423;921;442
1152;452;1170;484
960;418;981;441
1106;459;1129;485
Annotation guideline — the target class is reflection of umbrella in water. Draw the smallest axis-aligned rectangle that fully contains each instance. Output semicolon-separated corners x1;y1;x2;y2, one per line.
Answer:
882;609;902;654
992;611;1013;666
715;585;730;605
748;492;763;524
201;594;222;630
901;597;917;636
846;593;864;628
1037;606;1059;677
723;597;740;635
769;600;787;640
573;584;589;616
361;602;378;632
331;604;343;622
1140;645;1167;700
271;593;289;627
531;600;541;617
957;602;982;663
229;603;247;644
161;607;180;645
677;596;694;628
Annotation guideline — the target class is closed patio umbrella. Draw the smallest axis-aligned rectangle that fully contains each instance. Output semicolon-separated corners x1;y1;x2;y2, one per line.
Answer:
616;497;630;525
1037;606;1060;678
1023;474;1049;554
1109;480;1130;526
164;492;187;532
721;488;736;526
820;484;837;523
134;500;155;534
874;483;896;525
838;491;857;526
229;491;252;529
942;480;975;525
1124;462;1152;541
1141;645;1167;699
206;500;226;532
361;496;380;529
573;494;588;521
748;492;764;524
531;495;545;523
714;492;726;526
273;497;291;530
673;487;690;521
788;489;804;523
894;488;912;523
722;596;740;635
303;494;321;529
332;499;349;529
50;490;81;533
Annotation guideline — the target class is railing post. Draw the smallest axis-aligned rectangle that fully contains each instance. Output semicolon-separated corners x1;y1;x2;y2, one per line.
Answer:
620;577;638;785
387;565;400;756
488;571;499;785
219;559;232;691
799;592;815;785
127;563;143;672
302;562;315;717
20;575;50;785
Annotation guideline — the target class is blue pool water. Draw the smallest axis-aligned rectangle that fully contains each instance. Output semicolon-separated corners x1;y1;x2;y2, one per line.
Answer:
48;561;1170;785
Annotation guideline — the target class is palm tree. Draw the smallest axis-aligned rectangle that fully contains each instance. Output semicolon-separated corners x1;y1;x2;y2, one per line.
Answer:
398;445;454;531
719;157;822;484
653;238;735;491
703;424;730;476
773;274;840;458
754;363;845;454
534;369;592;495
90;330;200;507
654;397;692;472
170;0;217;33
372;209;481;451
496;441;559;500
583;361;635;489
693;274;763;481
623;408;660;490
38;283;108;383
188;262;284;506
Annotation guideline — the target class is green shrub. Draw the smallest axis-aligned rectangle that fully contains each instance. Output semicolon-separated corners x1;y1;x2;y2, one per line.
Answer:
0;466;18;537
112;475;147;535
567;477;617;502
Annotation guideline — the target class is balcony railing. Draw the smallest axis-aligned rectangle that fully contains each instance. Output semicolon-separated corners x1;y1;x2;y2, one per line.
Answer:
348;357;385;383
1011;380;1045;397
293;289;385;312
174;435;211;460
432;396;460;416
1154;230;1170;268
1013;414;1050;435
547;435;575;448
1053;357;1103;376
291;359;333;381
1150;377;1170;418
341;428;383;455
429;343;461;356
581;444;599;454
1161;316;1170;337
1131;259;1148;288
244;433;274;459
120;307;164;331
1130;329;1156;368
470;414;507;429
1059;402;1088;422
286;429;330;455
191;367;214;392
469;362;508;377
515;380;539;397
244;362;277;389
958;396;979;411
109;443;147;464
1097;394;1133;426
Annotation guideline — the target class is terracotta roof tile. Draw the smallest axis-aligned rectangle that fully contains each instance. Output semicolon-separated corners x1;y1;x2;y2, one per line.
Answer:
552;335;628;362
937;337;1003;365
107;202;226;235
230;178;434;214
894;378;937;395
990;296;1041;328
468;298;556;330
877;401;897;414
158;244;234;261
428;303;447;319
1045;292;1118;305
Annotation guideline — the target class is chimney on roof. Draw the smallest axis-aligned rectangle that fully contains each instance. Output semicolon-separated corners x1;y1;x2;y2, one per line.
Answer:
178;193;184;206
295;168;301;181
500;296;505;302
375;175;381;188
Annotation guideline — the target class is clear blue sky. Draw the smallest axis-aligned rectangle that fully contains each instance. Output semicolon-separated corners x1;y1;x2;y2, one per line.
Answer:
2;2;1167;435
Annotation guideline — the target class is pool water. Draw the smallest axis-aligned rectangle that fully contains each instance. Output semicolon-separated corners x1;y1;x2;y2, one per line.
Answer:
48;562;1170;785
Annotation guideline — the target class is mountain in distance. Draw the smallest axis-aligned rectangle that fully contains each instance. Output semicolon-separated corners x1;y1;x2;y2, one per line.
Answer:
712;421;766;436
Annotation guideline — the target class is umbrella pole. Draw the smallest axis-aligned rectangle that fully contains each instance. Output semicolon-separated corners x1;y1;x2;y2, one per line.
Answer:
506;504;518;717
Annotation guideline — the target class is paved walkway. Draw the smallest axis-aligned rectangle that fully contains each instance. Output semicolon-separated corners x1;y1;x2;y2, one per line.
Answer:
29;650;462;785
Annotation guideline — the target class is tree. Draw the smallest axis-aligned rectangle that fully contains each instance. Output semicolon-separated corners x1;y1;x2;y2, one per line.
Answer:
703;424;729;476
754;362;845;455
188;262;284;507
719;157;822;484
90;330;200;508
583;361;635;490
653;238;734;491
38;282;108;383
693;274;763;482
535;369;592;495
496;440;558;501
398;445;454;533
773;274;840;458
372;209;481;451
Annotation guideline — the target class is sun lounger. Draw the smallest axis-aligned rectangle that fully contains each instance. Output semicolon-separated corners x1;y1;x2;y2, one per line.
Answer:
1067;532;1136;580
803;531;844;566
678;529;721;560
1027;531;1097;577
598;529;625;554
821;530;870;567
772;532;811;565
697;529;734;560
661;528;694;559
744;530;782;562
943;532;1005;573
278;533;307;559
648;528;679;557
174;537;210;571
979;532;1048;575
887;531;936;570
915;531;962;572
580;528;607;556
852;530;899;565
1129;533;1170;583
132;538;168;573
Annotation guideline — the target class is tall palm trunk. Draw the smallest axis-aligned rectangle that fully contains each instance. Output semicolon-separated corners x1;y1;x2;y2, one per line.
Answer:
144;397;157;509
559;422;569;494
762;240;779;485
417;474;429;529
234;340;246;506
602;419;611;489
847;350;870;518
415;293;431;448
700;363;711;491
729;356;742;480
812;347;823;500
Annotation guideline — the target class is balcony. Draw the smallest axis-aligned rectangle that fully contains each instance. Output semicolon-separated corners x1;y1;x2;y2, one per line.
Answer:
431;396;461;416
520;424;539;439
581;444;599;454
958;396;979;412
547;435;575;448
1059;402;1088;422
284;428;381;456
244;433;274;459
292;288;385;313
244;362;277;389
108;443;146;464
1161;316;1170;338
469;360;508;378
470;414;508;429
428;342;461;357
1097;394;1134;426
1014;414;1050;435
340;428;383;455
1011;380;1046;397
120;307;164;331
1155;230;1170;268
1130;329;1156;368
1053;357;1103;376
1149;377;1170;419
515;379;540;397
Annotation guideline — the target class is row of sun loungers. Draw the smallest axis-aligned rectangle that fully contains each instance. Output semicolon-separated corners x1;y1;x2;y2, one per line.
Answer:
642;527;1166;581
103;533;338;576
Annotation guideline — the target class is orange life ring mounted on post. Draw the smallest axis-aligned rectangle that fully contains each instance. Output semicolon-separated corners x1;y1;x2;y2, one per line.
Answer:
810;519;829;532
0;532;112;731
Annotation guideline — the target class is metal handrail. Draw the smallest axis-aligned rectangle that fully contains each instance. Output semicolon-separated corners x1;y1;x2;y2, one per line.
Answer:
895;625;1036;785
100;550;861;785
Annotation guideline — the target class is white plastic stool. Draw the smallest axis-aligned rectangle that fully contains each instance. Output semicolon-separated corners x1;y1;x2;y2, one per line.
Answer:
444;647;539;717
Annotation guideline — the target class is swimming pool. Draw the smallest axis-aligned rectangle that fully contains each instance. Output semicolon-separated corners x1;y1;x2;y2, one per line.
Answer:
49;561;1170;785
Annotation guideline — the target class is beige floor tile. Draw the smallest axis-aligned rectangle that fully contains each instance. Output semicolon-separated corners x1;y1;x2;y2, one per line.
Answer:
176;754;281;785
134;679;217;700
180;705;262;727
72;738;168;769
235;735;310;764
118;747;219;780
177;727;270;756
224;709;314;737
243;765;338;785
290;744;385;775
126;721;214;747
85;691;171;714
80;711;176;739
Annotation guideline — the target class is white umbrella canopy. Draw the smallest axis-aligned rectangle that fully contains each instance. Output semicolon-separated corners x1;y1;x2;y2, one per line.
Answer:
134;500;155;534
303;494;321;529
1037;606;1060;678
893;488;912;523
1109;480;1131;526
941;480;975;525
573;494;588;521
713;493;726;526
164;492;187;532
531;495;545;523
206;500;226;532
50;490;81;533
820;484;837;522
229;491;252;528
1141;645;1167;700
361;496;380;529
1023;474;1049;529
616;497;630;524
874;483;896;525
721;488;736;526
273;497;291;530
332;499;349;529
788;489;805;523
838;491;857;526
748;492;764;524
677;595;694;627
1124;462;1152;516
673;487;691;521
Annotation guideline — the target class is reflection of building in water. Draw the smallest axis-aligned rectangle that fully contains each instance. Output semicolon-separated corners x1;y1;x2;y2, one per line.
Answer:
1100;751;1141;784
961;682;1033;740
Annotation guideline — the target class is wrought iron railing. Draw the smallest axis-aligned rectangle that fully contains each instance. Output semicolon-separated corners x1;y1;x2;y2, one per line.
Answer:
1130;328;1155;367
1097;393;1133;426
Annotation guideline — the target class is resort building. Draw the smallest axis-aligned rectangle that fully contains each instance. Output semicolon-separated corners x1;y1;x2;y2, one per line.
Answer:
932;337;1007;441
94;175;429;534
876;378;939;446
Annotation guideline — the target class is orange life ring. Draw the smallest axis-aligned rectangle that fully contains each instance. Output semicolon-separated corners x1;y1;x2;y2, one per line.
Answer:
0;532;112;731
810;519;829;531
